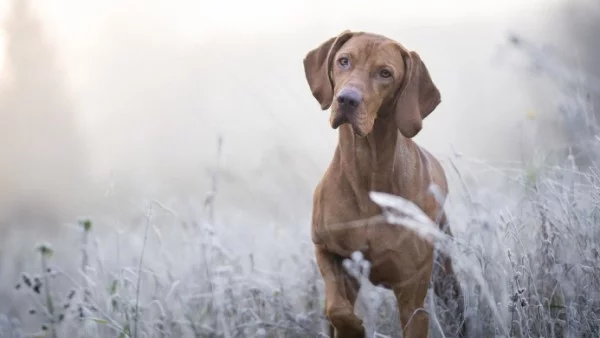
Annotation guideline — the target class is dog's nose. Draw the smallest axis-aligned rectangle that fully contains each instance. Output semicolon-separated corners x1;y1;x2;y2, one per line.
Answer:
336;88;362;109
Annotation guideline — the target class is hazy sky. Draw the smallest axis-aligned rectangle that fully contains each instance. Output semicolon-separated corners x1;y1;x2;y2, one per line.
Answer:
0;0;569;226
0;0;556;66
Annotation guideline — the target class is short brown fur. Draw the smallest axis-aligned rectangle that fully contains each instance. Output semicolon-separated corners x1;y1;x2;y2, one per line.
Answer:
303;31;467;338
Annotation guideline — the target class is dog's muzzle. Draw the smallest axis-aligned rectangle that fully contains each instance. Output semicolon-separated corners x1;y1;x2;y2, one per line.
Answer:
332;87;362;129
336;87;362;111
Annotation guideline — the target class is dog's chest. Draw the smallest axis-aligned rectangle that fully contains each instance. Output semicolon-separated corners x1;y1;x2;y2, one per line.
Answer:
312;182;384;256
311;168;436;258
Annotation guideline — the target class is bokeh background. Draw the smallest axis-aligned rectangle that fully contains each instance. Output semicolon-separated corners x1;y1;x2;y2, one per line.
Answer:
0;0;598;336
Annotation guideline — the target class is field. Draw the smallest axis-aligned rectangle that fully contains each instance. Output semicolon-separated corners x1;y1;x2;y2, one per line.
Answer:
0;0;599;337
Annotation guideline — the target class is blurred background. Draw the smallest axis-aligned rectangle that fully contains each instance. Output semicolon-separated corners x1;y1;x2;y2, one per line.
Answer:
0;0;598;335
1;0;597;231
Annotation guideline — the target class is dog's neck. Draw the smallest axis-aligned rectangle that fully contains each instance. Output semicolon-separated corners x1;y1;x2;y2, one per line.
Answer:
336;114;401;212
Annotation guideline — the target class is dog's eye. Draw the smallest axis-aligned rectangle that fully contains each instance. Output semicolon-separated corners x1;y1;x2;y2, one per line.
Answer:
338;57;350;68
379;69;392;78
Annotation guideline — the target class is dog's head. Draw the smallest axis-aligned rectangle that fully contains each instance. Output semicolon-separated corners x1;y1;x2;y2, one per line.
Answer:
303;30;441;138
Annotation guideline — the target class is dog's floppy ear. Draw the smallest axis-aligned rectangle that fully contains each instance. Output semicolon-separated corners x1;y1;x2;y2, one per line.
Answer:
303;30;355;110
393;48;441;138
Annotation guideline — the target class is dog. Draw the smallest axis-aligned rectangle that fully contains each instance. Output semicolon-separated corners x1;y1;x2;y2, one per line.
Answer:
303;30;467;338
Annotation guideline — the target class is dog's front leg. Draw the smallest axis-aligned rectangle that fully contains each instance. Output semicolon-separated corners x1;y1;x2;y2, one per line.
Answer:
393;280;430;338
315;246;365;338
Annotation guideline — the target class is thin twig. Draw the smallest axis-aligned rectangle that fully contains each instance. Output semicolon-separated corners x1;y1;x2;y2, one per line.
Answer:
133;204;154;338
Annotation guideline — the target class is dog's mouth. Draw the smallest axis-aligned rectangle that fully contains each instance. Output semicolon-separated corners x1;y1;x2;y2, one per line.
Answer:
330;110;368;137
331;111;349;129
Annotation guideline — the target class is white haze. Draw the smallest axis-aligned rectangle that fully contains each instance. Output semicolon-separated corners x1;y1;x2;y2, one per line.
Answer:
0;0;577;316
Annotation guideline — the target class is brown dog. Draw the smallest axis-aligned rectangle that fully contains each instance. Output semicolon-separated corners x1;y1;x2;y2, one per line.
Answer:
303;31;467;338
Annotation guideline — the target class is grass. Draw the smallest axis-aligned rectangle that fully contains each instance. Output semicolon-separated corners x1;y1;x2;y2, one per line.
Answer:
1;34;600;338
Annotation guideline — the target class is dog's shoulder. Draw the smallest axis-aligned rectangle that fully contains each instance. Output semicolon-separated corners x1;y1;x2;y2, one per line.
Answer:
413;142;449;200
